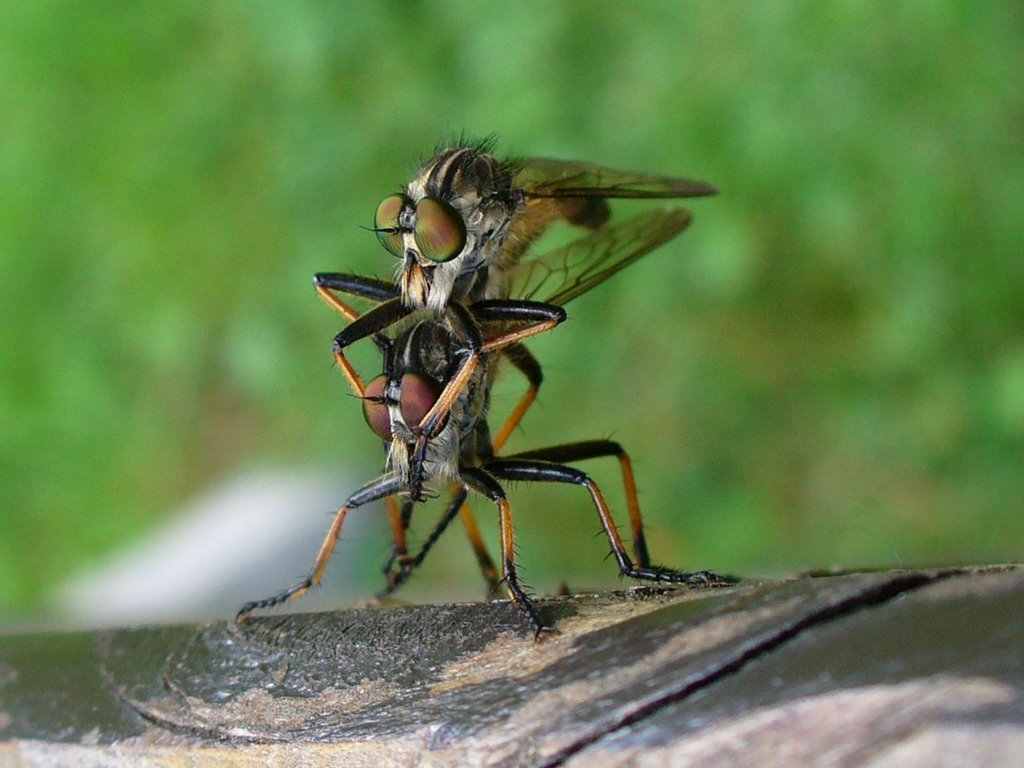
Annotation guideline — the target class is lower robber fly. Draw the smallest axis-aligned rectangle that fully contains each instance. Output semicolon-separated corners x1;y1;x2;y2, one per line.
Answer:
237;208;732;634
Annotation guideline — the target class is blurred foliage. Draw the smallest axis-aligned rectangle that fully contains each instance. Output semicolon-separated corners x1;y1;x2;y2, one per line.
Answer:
1;1;1022;617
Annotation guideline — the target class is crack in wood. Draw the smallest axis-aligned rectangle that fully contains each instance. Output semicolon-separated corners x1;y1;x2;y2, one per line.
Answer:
537;570;958;767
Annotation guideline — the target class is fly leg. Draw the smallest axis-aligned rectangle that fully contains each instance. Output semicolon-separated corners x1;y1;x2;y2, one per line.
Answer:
314;271;397;363
461;467;546;637
473;300;567;356
316;272;409;566
380;495;414;584
404;301;483;499
380;486;501;597
399;300;567;574
490;343;544;454
313;272;399;323
504;440;650;568
484;455;734;588
380;490;461;596
330;297;409;397
394;343;540;595
236;472;403;621
456;495;501;594
415;299;568;447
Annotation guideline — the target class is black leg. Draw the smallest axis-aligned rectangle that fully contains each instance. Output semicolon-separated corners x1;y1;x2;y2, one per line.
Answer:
314;272;399;303
406;301;564;500
332;297;410;350
471;299;567;327
503;440;651;567
314;272;400;352
461;466;546;636
329;298;411;398
387;341;546;588
380;486;471;596
484;457;732;588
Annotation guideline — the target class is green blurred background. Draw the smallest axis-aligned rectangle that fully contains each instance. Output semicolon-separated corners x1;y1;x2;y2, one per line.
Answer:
1;2;1022;621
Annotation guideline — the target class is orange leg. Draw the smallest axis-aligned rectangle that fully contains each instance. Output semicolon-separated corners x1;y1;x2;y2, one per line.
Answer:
491;343;544;453
460;466;545;635
457;496;500;593
237;472;403;621
315;282;363;323
385;494;408;563
615;449;649;567
501;440;654;567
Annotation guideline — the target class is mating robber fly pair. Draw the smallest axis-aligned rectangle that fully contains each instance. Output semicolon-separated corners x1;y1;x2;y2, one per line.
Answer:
237;140;730;634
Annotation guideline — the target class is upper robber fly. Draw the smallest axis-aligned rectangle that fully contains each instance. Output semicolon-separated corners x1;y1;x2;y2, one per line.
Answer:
370;139;718;313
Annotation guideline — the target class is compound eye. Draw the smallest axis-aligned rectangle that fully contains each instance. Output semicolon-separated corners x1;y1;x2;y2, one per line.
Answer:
413;197;466;262
374;195;407;257
399;373;444;430
361;375;392;439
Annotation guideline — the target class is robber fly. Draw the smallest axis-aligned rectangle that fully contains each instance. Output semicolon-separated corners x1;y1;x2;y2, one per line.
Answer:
237;206;729;634
311;140;717;523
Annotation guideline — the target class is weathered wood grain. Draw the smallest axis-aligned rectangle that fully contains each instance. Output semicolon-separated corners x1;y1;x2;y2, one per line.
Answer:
1;566;1021;766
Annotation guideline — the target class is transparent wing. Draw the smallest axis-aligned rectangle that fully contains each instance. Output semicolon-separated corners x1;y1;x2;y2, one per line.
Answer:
514;158;717;199
506;207;693;307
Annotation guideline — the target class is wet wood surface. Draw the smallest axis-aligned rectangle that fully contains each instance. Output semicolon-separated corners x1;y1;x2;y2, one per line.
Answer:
1;566;1022;767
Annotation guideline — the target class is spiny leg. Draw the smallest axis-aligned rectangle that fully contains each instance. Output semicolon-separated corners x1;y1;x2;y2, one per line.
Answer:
474;300;566;356
314;272;398;360
402;342;540;588
236;472;403;621
461;466;546;636
484;457;732;587
381;486;459;595
381;486;501;597
458;497;501;594
411;299;565;452
504;440;650;567
405;302;484;499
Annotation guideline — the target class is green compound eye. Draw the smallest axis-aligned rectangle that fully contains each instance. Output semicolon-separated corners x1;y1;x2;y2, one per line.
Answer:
413;197;467;262
374;195;407;256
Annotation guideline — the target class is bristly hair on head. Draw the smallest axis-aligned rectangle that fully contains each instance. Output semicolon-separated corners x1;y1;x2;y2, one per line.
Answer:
434;132;498;157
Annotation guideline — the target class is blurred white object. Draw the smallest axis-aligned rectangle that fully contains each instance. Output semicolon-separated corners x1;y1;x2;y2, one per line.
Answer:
52;469;377;628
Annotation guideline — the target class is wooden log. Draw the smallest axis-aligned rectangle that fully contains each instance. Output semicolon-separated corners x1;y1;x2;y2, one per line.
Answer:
1;566;1022;766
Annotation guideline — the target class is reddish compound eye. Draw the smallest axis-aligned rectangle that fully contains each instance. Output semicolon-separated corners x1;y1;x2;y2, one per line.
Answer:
399;373;443;429
362;375;392;439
